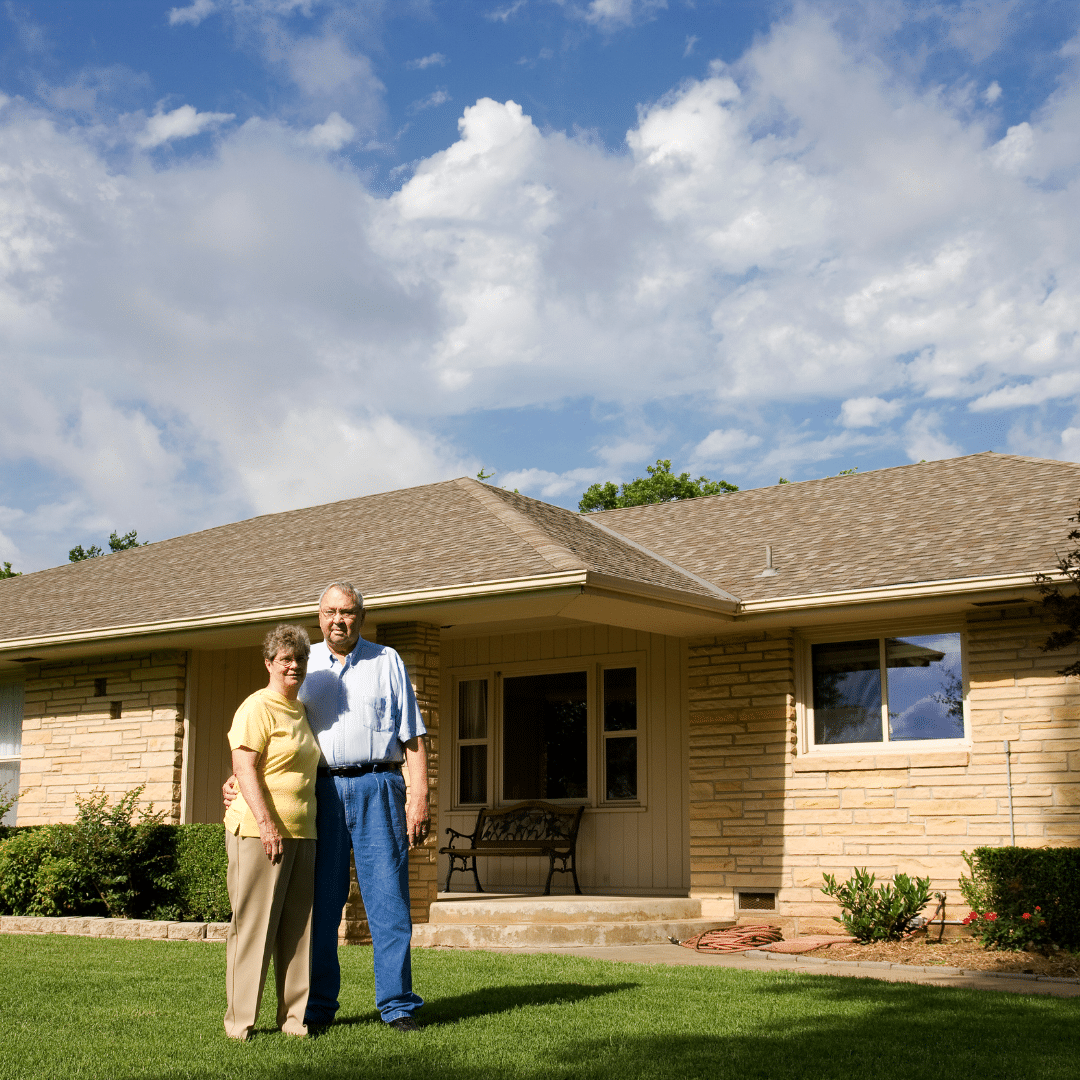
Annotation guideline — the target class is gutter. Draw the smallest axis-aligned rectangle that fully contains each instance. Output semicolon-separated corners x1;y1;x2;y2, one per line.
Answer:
738;571;1043;614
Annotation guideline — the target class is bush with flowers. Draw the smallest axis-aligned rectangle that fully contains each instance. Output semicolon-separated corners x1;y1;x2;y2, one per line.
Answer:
959;846;1080;952
961;906;1055;952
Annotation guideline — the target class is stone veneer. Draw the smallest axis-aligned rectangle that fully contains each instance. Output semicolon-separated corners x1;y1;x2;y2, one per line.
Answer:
336;622;441;943
18;651;187;824
687;609;1080;935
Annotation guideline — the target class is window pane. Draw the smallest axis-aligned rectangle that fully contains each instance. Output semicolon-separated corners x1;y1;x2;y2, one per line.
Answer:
605;737;637;800
812;640;883;744
0;761;18;826
458;680;488;740
886;633;964;741
604;668;637;731
503;671;588;800
458;744;487;804
0;683;23;758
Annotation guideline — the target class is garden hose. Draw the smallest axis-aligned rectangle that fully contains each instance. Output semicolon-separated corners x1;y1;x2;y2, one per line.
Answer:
675;924;784;953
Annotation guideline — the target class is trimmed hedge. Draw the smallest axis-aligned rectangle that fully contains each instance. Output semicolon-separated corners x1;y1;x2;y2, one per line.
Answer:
0;822;230;922
960;846;1080;950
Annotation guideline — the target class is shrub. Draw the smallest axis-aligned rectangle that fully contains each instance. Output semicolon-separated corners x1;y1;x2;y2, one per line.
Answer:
0;825;90;916
821;867;932;941
172;824;230;922
960;847;1080;951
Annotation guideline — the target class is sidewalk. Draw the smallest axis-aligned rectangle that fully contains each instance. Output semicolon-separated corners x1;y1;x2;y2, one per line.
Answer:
465;941;1080;998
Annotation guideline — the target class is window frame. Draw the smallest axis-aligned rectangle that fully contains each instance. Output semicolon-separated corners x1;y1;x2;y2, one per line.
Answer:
448;651;647;812
796;620;970;757
0;679;25;827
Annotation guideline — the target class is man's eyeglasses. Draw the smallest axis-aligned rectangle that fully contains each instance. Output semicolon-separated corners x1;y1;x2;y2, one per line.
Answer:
321;608;359;619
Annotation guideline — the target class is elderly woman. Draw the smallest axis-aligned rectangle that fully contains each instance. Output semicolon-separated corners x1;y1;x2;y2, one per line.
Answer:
223;624;320;1041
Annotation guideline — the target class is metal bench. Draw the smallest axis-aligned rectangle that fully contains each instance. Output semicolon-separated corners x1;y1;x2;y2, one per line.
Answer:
439;800;584;895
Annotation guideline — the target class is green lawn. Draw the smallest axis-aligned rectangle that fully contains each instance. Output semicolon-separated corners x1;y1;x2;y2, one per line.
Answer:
0;936;1076;1080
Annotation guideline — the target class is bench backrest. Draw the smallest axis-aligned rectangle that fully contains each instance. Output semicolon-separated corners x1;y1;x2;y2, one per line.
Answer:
474;801;584;848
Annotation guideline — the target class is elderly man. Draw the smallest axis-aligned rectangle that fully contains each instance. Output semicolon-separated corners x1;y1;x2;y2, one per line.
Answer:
226;581;430;1032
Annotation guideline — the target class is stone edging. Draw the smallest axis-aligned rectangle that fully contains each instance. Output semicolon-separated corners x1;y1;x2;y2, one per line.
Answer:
751;949;1080;985
0;915;229;941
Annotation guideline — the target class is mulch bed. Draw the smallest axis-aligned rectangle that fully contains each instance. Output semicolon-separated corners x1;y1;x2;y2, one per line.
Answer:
805;935;1080;978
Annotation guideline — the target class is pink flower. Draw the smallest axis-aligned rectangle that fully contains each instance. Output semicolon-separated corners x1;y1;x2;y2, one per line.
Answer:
1022;913;1032;920
984;912;998;922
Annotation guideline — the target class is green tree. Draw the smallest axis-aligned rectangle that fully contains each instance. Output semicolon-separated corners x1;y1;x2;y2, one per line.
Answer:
578;459;738;512
69;530;147;563
1036;502;1080;677
0;562;20;579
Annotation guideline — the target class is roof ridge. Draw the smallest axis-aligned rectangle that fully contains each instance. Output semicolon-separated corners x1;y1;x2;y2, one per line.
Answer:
581;512;742;603
453;478;587;573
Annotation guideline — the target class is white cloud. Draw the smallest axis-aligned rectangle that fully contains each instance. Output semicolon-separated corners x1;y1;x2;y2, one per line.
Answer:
168;1;217;28
486;1;527;21
984;81;1003;104
136;104;235;147
684;35;698;58
306;111;356;149
411;89;450;112
3;7;1080;567
903;410;963;462
573;0;667;30
1062;427;1080;462
692;428;762;464
407;53;447;70
498;467;603;499
839;397;903;428
970;371;1080;411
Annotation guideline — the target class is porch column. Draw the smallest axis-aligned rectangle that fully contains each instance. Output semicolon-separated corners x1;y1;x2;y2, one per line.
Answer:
337;622;441;944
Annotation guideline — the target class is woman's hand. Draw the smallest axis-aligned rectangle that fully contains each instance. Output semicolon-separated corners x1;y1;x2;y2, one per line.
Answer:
232;746;284;863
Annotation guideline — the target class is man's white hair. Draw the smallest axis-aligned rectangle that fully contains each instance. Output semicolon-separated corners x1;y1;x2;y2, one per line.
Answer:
319;581;364;610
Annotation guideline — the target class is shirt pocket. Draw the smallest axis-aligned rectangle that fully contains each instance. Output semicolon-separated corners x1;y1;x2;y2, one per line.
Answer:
364;696;392;732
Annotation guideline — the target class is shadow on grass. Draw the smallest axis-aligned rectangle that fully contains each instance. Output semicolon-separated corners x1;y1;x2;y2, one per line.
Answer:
155;972;1080;1080
330;980;640;1029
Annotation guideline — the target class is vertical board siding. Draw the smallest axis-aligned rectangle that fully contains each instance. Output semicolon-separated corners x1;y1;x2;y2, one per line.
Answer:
440;625;689;896
187;647;266;824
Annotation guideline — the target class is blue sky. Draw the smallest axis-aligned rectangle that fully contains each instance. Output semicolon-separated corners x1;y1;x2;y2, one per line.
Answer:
1;0;1078;571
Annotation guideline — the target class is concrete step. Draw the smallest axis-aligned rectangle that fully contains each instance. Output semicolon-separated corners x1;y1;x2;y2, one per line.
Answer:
412;917;725;948
427;895;704;925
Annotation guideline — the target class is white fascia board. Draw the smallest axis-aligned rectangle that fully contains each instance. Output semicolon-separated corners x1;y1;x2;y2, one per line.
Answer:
581;571;739;617
738;571;1047;615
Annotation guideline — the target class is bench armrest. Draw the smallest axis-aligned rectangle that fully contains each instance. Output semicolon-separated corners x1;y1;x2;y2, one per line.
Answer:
443;825;476;848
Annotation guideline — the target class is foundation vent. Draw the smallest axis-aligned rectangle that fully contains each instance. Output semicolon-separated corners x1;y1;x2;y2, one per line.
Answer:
738;891;776;911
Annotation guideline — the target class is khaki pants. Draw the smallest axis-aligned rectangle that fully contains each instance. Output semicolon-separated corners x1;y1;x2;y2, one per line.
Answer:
224;832;316;1040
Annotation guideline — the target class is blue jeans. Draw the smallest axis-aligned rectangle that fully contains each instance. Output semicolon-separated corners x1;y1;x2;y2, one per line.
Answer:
305;771;423;1024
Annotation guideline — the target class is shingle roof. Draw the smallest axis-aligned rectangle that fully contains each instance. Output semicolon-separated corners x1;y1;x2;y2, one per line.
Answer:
593;453;1080;601
0;477;714;643
2;453;1074;646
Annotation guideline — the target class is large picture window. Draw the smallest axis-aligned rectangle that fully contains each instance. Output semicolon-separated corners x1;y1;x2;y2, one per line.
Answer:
503;671;588;801
810;632;965;747
0;682;24;826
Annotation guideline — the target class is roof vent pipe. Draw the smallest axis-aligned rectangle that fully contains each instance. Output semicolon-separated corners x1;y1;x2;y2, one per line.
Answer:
757;545;779;578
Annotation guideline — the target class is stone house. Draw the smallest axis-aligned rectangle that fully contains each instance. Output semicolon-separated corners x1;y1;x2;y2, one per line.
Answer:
1;452;1077;934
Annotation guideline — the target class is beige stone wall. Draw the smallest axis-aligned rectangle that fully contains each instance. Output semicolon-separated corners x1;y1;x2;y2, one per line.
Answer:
337;622;440;943
18;651;186;825
688;611;1080;934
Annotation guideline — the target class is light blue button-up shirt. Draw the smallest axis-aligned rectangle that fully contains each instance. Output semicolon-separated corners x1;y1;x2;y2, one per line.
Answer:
298;638;426;766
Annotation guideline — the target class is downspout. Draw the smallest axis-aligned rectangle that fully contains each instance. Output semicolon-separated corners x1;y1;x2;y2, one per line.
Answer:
1003;739;1015;846
179;651;194;824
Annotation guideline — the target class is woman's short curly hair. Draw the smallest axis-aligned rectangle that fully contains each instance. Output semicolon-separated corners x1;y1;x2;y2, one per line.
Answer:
262;623;311;663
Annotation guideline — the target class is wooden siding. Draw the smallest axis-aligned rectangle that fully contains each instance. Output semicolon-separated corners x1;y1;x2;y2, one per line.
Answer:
441;625;689;895
184;647;266;824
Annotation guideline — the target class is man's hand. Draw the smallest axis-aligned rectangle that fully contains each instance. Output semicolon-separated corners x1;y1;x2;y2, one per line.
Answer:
222;775;238;808
403;736;430;847
405;795;431;848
